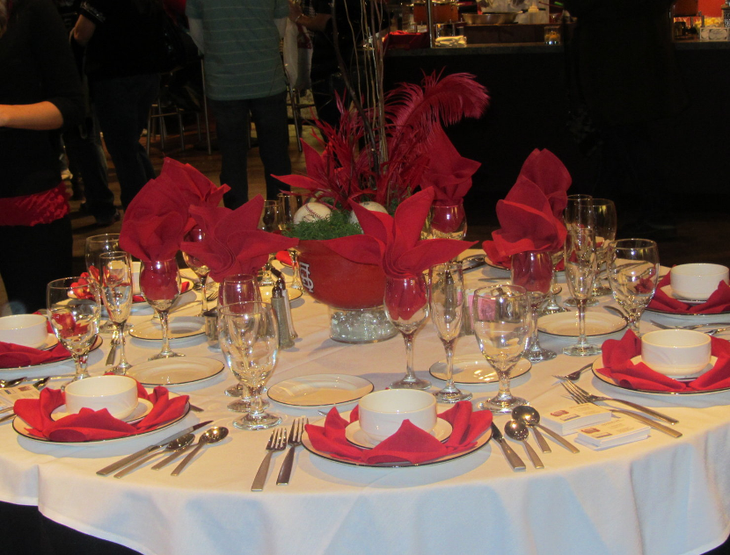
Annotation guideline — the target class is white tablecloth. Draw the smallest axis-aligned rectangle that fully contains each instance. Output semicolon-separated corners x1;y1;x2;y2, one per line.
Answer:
2;261;730;555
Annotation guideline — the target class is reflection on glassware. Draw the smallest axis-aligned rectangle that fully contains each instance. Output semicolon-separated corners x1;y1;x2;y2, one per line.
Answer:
99;251;133;375
139;258;184;360
384;275;431;390
181;226;211;316
259;200;284;287
85;233;120;334
430;262;471;402
511;251;556;362
472;285;529;413
590;198;618;297
219;302;281;430
47;277;101;383
427;202;467;240
607;238;660;337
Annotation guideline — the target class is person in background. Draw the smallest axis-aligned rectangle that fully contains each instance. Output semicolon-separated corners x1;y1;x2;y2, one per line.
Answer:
0;0;85;313
186;0;292;209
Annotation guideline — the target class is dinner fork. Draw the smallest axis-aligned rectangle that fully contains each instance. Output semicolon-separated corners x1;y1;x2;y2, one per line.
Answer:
552;361;595;382
561;381;679;425
251;427;287;492
276;417;308;486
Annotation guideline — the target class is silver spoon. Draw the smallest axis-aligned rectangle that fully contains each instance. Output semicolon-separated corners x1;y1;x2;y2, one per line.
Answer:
0;377;26;389
512;406;551;453
171;426;229;476
504;420;544;469
114;433;195;478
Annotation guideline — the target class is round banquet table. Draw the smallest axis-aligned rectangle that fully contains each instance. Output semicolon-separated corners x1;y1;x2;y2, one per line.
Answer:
1;258;730;555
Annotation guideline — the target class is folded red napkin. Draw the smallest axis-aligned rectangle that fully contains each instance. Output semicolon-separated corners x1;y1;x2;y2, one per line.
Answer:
597;330;730;392
305;401;493;465
276;251;293;266
13;382;189;442
0;341;70;369
132;279;192;304
482;149;569;268
648;274;730;314
420;126;480;207
180;196;298;282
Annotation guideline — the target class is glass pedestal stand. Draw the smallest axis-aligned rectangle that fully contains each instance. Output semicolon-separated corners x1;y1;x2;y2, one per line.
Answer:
329;306;398;343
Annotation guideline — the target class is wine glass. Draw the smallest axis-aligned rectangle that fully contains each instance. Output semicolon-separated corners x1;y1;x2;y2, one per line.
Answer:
278;193;305;291
139;258;184;360
562;195;599;308
47;277;101;383
563;196;601;357
427;201;467;240
429;262;471;403
607;238;660;337
219;302;281;430
511;250;556;362
471;285;529;413
591;198;618;297
85;233;120;333
258;200;284;287
384;274;431;390
542;249;567;314
181;226;212;316
99;251;134;375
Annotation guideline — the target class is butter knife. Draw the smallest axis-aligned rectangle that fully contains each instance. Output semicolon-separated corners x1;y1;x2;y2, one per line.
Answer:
151;443;195;470
96;420;212;476
610;410;683;438
535;424;580;454
490;422;526;471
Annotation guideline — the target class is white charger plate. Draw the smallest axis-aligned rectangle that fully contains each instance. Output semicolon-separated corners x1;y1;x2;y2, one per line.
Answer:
429;356;531;384
538;311;626;337
267;374;374;407
129;316;205;341
51;398;154;423
126;357;224;387
345;418;453;449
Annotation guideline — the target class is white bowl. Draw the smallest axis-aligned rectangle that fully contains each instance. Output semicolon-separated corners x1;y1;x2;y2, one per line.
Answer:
65;375;139;420
670;263;729;301
0;314;48;349
131;260;142;294
358;389;437;444
641;329;712;377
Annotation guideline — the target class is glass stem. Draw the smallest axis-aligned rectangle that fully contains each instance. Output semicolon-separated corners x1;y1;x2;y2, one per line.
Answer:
576;298;589;347
527;304;540;354
158;310;174;357
247;385;263;417
289;249;303;290
74;353;90;380
116;321;130;372
403;332;417;383
495;366;513;402
443;339;458;393
200;276;209;315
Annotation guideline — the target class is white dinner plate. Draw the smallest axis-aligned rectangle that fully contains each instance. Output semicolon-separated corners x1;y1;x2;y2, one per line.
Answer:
126;357;224;387
538;311;626;337
129;316;205;341
267;374;374;407
1;336;103;372
345;418;453;449
429;356;531;385
50;398;154;423
37;334;59;351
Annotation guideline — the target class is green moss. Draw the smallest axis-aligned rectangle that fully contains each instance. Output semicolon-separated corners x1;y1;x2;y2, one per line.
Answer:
284;209;363;240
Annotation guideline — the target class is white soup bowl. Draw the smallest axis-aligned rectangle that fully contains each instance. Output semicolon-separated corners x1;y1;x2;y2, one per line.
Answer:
0;314;48;349
358;389;437;444
641;329;712;378
670;263;729;301
65;375;139;419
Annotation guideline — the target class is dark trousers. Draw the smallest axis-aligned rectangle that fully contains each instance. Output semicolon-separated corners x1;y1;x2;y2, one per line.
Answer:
209;92;291;209
90;74;160;209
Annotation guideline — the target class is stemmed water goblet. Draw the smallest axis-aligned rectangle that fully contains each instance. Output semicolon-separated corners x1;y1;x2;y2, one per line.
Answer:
99;251;134;375
219;302;281;430
85;233;120;334
139;258;184;360
511;250;556;362
181;226;212;316
384;274;431;390
258;200;284;287
47;277;102;383
607;238;660;337
429;262;471;403
471;285;530;413
590;198;618;297
427;201;467;240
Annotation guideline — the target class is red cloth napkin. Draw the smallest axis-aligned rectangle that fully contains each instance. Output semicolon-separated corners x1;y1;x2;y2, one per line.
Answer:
179;196;298;282
132;279;191;303
420;126;480;206
597;330;730;392
0;341;70;369
13;382;189;442
276;251;293;266
648;274;730;314
482;149;569;267
305;401;493;465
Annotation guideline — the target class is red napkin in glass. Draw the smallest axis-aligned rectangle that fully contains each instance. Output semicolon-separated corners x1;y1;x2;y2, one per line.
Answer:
0;341;70;369
13;382;189;442
420;126;480;206
596;330;730;392
305;401;493;465
180;196;298;282
648;274;730;314
132;279;192;304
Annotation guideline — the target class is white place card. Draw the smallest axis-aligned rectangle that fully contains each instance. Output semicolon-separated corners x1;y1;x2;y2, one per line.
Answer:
575;415;651;450
542;403;613;435
0;384;40;408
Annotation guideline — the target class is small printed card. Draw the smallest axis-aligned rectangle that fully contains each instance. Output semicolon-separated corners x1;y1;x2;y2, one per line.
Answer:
0;384;41;409
575;415;651;450
541;403;613;435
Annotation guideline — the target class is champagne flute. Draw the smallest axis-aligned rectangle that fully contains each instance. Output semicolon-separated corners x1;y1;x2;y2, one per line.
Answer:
181;226;212;316
427;201;467;240
607;238;660;337
384;274;431;390
511;250;556;362
429;262;471;403
139;258;184;360
472;285;529;413
219;302;281;430
99;251;133;375
591;198;618;297
85;233;120;334
47;277;101;383
258;200;284;287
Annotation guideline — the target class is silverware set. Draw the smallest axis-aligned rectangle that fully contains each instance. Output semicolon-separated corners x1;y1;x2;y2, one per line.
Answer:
251;417;307;491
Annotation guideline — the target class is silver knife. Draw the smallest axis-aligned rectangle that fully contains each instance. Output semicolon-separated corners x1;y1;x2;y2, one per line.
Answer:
490;422;526;471
96;420;212;476
610;410;683;438
536;424;580;454
151;443;195;470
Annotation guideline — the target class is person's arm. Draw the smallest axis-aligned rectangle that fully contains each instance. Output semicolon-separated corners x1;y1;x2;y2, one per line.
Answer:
288;0;330;32
0;102;65;130
72;14;96;46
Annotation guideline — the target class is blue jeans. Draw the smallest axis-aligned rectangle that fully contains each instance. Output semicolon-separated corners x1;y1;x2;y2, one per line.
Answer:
209;92;291;209
90;74;160;208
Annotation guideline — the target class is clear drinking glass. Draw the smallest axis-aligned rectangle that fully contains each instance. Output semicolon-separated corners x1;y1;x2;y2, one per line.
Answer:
85;233;120;334
219;302;281;431
607;238;660;336
427;202;467;240
258;200;284;287
384;274;431;390
511;251;556;362
472;285;529;413
181;226;212;316
139;258;184;360
99;251;134;375
590;198;618;297
542;249;567;315
429;262;471;403
47;277;101;383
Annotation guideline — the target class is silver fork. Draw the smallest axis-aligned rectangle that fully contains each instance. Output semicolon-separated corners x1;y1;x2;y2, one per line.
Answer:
251;427;287;492
553;361;595;382
276;417;308;486
561;381;679;425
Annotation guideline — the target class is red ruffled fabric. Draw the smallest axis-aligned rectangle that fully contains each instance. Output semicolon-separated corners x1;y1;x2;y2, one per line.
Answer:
0;183;69;226
0;341;70;369
132;279;191;303
648;274;730;314
420;126;480;206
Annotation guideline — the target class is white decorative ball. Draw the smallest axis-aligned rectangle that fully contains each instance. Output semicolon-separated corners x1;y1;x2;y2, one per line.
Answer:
293;202;332;225
349;201;389;225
